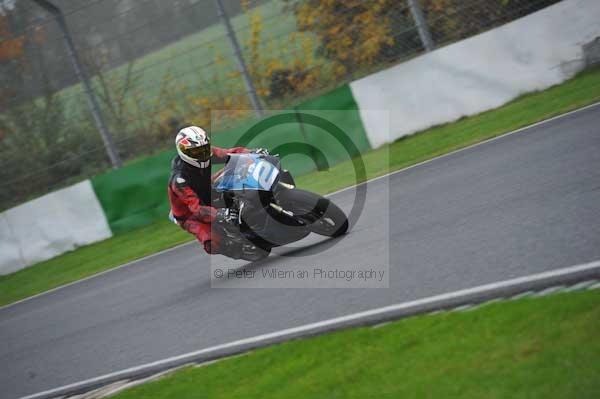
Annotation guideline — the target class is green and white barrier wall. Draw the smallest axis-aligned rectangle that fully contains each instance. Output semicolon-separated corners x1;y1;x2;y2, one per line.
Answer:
1;0;598;274
91;85;371;235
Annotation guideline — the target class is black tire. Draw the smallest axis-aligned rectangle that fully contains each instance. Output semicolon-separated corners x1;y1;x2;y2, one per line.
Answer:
277;189;348;237
218;236;271;261
241;245;271;262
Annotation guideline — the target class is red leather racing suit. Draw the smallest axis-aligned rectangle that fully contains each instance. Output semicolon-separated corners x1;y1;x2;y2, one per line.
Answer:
168;146;249;253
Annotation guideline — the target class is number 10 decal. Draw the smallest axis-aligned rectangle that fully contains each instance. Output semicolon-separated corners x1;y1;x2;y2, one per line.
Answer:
252;160;279;190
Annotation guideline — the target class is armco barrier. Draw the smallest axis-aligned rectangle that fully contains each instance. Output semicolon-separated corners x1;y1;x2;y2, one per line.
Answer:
350;0;600;147
91;84;371;234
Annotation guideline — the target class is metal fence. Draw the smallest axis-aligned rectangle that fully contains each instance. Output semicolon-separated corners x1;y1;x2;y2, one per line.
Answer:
0;0;560;210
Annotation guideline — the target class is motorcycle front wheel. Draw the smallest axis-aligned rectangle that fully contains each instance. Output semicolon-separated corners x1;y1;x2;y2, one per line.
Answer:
276;188;348;237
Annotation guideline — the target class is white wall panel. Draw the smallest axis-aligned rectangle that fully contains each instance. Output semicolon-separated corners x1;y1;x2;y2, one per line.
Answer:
0;180;111;275
350;0;600;147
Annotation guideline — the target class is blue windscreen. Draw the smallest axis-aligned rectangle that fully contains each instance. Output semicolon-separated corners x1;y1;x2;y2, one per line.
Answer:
215;154;280;192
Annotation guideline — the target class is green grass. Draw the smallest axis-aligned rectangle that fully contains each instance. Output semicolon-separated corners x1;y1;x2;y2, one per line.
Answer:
111;290;600;399
1;68;599;307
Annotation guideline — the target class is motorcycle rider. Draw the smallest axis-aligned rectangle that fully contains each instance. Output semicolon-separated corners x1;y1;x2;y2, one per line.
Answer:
168;125;251;256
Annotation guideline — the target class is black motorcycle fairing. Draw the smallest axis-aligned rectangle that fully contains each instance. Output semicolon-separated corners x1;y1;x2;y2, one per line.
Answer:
211;153;348;257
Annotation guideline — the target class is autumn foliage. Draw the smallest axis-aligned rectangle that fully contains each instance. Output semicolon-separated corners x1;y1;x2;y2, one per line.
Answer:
0;16;24;62
0;15;25;108
0;11;46;109
294;0;398;75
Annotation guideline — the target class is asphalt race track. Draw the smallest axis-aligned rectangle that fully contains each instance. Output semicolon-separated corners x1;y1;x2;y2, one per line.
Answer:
2;105;600;399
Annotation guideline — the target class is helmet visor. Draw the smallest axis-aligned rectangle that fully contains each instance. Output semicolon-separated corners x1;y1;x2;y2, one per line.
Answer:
182;144;211;162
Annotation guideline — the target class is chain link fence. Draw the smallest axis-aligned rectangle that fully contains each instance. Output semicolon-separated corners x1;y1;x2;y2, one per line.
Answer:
0;0;560;211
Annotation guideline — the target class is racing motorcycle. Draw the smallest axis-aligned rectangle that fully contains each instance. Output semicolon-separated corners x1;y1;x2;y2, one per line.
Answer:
211;150;348;261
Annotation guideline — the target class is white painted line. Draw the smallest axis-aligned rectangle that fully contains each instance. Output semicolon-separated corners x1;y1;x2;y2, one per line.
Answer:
4;101;600;312
20;259;600;399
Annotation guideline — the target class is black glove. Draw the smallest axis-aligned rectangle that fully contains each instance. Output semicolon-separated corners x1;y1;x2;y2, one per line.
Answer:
216;208;239;225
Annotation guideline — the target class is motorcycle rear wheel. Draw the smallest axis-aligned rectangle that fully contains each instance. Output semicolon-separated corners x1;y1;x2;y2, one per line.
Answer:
277;189;348;237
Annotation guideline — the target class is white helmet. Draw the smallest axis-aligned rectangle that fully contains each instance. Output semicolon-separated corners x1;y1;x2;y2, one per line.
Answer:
175;126;212;168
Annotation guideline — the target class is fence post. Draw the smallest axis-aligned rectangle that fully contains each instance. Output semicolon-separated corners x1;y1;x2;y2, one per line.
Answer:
214;0;264;118
407;0;435;52
31;0;122;168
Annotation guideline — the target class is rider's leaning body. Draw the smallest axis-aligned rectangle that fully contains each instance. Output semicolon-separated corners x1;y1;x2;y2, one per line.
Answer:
168;126;250;254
